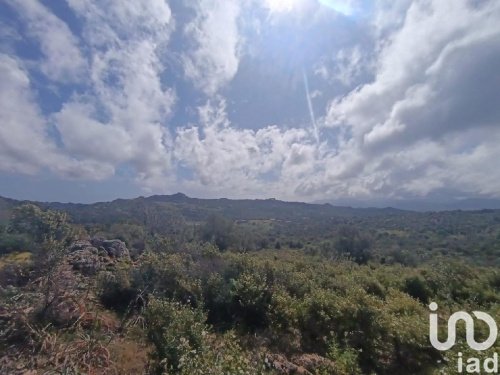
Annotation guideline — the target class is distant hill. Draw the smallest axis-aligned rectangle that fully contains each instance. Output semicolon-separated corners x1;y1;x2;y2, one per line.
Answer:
318;197;500;212
2;193;500;267
0;193;409;225
2;194;500;239
0;196;18;223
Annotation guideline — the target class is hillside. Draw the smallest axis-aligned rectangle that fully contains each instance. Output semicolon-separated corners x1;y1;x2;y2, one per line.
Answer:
38;193;407;223
1;195;500;374
2;193;500;267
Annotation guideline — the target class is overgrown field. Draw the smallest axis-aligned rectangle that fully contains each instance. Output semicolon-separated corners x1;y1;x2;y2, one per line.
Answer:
1;202;499;374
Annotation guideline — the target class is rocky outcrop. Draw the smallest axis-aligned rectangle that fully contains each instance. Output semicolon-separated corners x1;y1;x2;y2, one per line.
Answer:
67;238;130;275
67;245;103;275
90;238;130;258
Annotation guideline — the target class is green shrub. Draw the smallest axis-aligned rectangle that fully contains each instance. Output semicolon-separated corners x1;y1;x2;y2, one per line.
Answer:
230;270;272;329
203;272;233;326
132;252;203;306
266;287;301;352
177;331;267;375
98;271;138;313
144;298;208;373
327;339;361;375
0;233;32;255
403;276;431;304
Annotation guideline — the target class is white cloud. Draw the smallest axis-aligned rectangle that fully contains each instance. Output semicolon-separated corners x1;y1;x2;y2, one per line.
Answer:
0;54;112;179
182;0;242;95
54;101;133;164
314;45;372;87
263;0;305;14
5;0;86;82
0;54;59;174
66;0;172;44
2;0;500;202
54;0;176;190
2;0;176;189
173;98;321;198
332;46;366;86
318;0;500;199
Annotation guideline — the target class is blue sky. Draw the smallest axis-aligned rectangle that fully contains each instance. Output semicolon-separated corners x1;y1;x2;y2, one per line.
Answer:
1;0;500;203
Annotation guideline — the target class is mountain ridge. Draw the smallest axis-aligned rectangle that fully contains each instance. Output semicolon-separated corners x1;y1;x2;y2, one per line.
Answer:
0;193;409;225
3;193;500;229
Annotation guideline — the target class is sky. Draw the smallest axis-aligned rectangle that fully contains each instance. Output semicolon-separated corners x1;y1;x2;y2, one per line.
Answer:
1;0;500;204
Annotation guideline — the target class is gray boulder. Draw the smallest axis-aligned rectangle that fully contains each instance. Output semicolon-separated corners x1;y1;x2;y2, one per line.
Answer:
67;246;102;275
67;238;130;275
68;239;94;252
91;238;130;259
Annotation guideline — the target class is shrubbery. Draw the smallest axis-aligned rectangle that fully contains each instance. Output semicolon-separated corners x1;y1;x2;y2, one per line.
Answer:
3;204;500;374
144;298;208;373
144;297;270;374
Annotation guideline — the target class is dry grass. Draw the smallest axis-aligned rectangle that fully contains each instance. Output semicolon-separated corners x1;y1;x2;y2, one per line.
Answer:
0;251;32;269
108;338;150;374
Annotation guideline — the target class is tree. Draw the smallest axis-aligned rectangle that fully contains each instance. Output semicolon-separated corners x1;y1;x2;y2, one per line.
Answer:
9;204;74;247
335;226;372;264
9;204;75;318
201;214;234;251
404;276;431;304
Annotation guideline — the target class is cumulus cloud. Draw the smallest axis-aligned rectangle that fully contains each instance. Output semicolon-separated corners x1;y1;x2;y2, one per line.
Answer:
2;0;500;202
0;54;111;179
182;0;242;95
54;101;133;164
314;45;372;87
320;0;500;199
5;0;86;82
173;98;320;198
0;0;176;189
55;0;176;189
0;54;60;174
66;0;172;45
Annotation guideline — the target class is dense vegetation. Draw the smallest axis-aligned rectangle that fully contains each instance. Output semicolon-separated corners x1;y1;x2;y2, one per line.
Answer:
1;194;499;374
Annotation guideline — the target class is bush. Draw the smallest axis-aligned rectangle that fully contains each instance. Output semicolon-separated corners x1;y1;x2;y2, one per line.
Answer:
230;270;272;329
0;233;32;255
201;215;235;251
0;252;33;287
266;287;301;352
98;271;139;313
203;273;233;326
334;226;372;265
403;276;431;304
132;252;203;307
144;297;269;374
144;298;208;373
177;331;266;375
327;339;361;375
